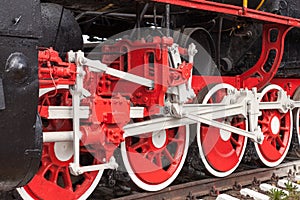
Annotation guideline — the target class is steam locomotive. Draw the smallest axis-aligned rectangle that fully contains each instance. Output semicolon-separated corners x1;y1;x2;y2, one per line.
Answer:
0;0;300;199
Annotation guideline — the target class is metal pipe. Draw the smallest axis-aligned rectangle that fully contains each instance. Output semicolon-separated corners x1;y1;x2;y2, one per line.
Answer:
130;3;150;39
165;4;170;37
43;131;74;142
136;3;141;39
139;3;149;24
217;17;223;69
76;11;162;21
255;0;265;10
243;0;248;8
154;3;157;29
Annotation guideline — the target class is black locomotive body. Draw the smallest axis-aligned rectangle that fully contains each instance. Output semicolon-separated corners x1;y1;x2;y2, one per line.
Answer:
0;0;42;191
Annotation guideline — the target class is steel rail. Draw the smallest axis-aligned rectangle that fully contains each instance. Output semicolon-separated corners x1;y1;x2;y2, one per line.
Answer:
112;160;300;200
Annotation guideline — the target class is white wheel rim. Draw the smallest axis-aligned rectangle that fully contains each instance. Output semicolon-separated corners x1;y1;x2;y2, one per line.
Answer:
297;108;300;137
197;83;248;177
292;87;300;146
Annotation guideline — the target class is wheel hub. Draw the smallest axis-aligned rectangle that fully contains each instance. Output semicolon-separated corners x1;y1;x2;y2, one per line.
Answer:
270;116;280;135
219;129;231;141
220;121;231;141
152;130;167;149
54;142;74;162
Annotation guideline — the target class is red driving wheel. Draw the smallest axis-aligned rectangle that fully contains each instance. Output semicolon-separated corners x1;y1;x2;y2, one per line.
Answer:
197;83;247;177
17;89;103;200
255;85;292;167
121;123;189;191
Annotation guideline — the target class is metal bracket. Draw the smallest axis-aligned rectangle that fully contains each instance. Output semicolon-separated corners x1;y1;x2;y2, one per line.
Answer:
70;51;85;175
69;157;118;175
166;43;197;117
68;50;154;88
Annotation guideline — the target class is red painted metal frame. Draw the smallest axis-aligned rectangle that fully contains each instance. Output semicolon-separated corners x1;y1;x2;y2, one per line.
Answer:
239;24;292;89
271;78;300;96
152;0;300;27
100;37;192;108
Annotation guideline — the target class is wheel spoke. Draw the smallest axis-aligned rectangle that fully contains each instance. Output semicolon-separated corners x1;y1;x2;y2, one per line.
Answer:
279;112;287;119
271;139;276;148
38;162;52;178
168;137;184;143
62;168;73;191
258;120;269;126
131;139;148;150
163;148;175;164
155;153;163;168
49;166;60;183
264;135;272;142
143;150;151;158
276;136;285;148
261;126;269;134
280;127;289;131
230;137;241;147
263;94;270;102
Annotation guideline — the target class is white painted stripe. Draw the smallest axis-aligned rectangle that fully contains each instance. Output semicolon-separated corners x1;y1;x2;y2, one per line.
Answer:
240;188;269;200
216;194;240;200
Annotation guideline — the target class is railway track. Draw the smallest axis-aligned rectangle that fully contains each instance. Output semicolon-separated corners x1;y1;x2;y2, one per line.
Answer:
111;160;300;200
